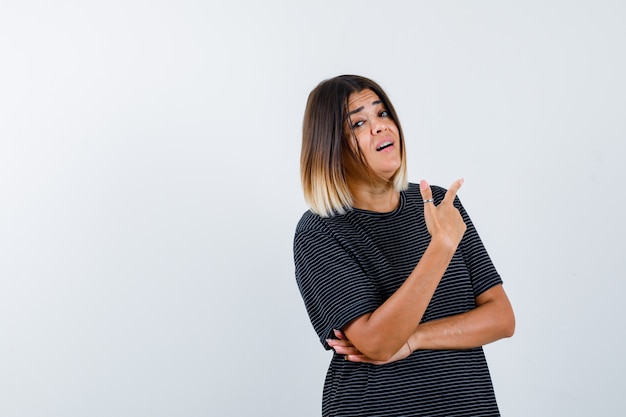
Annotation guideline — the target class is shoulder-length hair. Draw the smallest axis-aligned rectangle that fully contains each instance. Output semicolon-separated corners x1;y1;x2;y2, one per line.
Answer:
301;75;408;217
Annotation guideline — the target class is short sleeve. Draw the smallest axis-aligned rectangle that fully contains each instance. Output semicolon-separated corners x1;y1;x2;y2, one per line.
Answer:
455;198;503;297
294;228;382;350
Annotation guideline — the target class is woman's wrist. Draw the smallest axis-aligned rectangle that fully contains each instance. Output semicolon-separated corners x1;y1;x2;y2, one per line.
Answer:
428;234;460;260
407;332;418;353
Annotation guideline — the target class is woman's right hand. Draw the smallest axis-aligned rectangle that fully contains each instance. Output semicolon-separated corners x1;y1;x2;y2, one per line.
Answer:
420;179;467;252
328;329;412;365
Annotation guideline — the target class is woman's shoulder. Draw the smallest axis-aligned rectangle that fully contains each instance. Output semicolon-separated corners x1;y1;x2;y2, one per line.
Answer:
295;209;347;236
295;210;323;233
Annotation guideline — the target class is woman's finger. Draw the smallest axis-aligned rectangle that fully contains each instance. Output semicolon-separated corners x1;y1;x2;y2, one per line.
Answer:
327;338;353;348
333;329;350;341
420;179;433;203
420;179;437;213
442;178;464;204
327;340;349;348
332;345;363;355
345;354;379;364
420;179;438;237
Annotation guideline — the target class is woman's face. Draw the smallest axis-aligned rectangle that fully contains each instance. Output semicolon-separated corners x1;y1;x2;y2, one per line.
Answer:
346;89;402;181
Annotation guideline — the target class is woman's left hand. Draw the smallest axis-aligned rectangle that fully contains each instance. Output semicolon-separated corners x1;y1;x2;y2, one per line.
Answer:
327;329;412;365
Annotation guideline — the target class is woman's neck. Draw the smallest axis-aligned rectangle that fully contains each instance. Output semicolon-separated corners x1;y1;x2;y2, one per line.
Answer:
350;183;400;213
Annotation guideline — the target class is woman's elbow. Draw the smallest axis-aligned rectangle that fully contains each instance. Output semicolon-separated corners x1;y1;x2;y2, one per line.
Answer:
501;308;516;338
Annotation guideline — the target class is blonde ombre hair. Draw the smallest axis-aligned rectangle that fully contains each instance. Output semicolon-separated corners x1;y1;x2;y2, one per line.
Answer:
301;75;408;217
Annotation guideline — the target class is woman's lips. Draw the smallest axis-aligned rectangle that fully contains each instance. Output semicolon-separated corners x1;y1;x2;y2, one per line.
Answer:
376;141;394;152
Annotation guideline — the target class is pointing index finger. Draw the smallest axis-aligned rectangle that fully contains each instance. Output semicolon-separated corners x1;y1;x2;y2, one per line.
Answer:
443;178;464;204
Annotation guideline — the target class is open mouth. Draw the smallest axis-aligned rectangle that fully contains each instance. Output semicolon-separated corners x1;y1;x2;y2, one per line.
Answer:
376;141;393;151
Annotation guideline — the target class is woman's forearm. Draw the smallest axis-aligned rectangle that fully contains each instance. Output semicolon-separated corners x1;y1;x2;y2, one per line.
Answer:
408;284;515;351
329;285;514;364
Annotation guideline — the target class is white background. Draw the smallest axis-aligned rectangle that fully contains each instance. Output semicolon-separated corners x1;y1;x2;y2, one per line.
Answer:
1;1;625;416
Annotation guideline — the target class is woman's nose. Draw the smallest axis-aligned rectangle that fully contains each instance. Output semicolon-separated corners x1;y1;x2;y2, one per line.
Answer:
372;119;388;134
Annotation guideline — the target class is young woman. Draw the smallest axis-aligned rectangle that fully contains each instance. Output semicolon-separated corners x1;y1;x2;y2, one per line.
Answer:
294;75;515;416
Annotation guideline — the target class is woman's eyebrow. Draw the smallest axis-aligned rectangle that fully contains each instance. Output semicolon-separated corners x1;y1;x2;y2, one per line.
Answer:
348;100;383;116
348;106;364;116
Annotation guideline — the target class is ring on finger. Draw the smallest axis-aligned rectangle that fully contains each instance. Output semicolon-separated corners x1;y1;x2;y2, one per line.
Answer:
423;199;434;204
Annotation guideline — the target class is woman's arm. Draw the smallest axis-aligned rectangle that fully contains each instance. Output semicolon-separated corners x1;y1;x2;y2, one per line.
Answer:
341;179;466;362
409;284;515;350
329;284;515;363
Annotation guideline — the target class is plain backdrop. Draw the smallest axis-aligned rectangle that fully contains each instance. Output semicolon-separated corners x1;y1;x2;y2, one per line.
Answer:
1;1;625;416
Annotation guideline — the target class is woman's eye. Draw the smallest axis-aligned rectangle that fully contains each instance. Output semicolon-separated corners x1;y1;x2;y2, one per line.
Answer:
352;120;365;129
380;110;389;117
